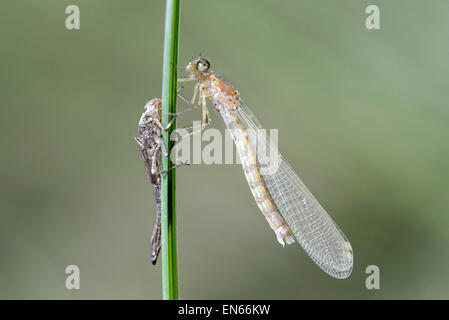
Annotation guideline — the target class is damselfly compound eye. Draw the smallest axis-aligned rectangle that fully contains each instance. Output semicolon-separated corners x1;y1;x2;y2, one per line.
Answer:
197;59;210;72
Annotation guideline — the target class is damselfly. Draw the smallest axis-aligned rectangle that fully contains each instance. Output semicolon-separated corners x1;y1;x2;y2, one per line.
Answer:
179;57;353;279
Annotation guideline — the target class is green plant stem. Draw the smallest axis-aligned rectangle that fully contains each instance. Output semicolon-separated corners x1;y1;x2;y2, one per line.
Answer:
160;0;180;300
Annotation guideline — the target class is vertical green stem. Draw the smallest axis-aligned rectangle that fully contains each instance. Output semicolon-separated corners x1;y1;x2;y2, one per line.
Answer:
161;0;180;300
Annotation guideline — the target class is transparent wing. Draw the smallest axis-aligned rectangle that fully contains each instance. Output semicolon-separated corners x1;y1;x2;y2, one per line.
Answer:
237;101;353;279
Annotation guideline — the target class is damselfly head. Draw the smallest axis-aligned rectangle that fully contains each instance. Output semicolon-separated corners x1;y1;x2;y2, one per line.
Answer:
186;57;210;75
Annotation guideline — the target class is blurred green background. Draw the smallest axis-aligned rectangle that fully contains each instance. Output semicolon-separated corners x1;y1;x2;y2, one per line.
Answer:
1;0;449;299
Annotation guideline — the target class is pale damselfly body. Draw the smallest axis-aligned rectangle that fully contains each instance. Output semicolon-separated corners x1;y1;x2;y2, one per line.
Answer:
179;57;353;279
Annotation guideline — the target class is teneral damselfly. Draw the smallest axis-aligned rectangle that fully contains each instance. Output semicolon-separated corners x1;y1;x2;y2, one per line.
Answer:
179;57;353;279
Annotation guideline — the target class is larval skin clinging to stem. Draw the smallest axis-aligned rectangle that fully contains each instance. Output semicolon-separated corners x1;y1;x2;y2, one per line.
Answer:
135;98;186;265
